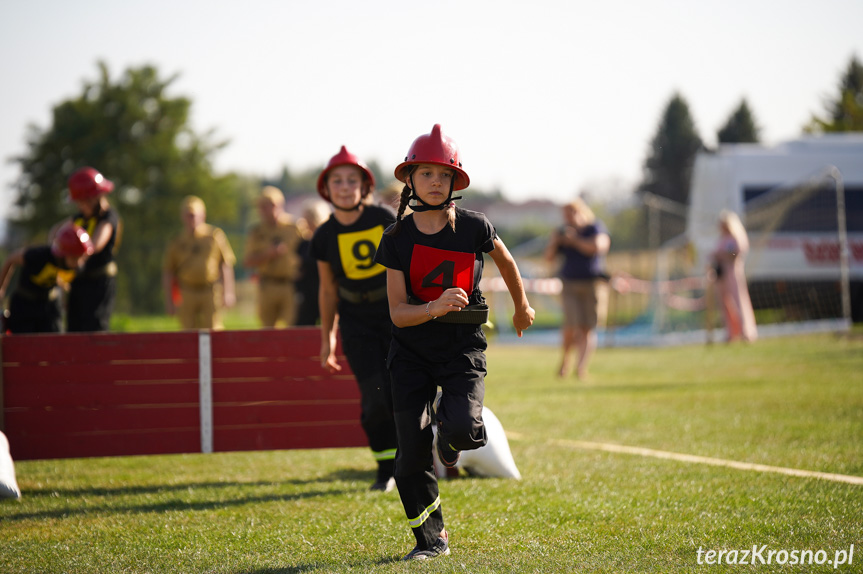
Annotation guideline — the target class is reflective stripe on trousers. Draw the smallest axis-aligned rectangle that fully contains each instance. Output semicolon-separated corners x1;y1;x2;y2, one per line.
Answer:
408;496;441;529
373;448;397;461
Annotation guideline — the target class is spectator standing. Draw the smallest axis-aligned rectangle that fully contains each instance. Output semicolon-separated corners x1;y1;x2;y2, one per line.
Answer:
162;195;236;330
544;199;611;380
710;209;757;342
243;186;304;328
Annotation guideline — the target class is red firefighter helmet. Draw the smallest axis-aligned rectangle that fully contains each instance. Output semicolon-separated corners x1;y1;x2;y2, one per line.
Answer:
316;146;376;202
394;124;470;191
68;167;114;201
51;222;95;258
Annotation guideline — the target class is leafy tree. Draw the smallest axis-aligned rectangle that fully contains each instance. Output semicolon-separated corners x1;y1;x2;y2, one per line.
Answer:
640;93;703;244
9;62;238;314
807;55;863;133
717;99;761;143
641;92;703;206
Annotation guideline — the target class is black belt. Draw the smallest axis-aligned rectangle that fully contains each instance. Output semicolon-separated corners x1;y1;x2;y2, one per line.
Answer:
79;261;118;279
408;296;489;325
13;286;57;302
338;285;388;304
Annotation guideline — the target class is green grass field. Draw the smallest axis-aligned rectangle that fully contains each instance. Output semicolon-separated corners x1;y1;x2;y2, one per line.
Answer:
2;331;862;573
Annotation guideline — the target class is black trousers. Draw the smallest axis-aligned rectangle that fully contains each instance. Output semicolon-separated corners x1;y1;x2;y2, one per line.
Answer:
6;293;61;333
340;321;398;471
67;275;116;332
389;347;488;549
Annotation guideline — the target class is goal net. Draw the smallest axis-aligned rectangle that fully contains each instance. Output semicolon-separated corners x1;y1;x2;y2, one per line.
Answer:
605;167;853;345
739;166;852;336
482;168;854;346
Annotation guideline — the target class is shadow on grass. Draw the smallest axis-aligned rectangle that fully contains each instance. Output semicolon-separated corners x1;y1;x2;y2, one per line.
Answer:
4;483;353;523
23;468;375;499
237;555;403;573
23;478;322;498
5;467;384;523
318;468;374;483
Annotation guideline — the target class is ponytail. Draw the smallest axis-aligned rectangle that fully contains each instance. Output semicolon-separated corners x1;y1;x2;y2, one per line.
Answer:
386;185;413;236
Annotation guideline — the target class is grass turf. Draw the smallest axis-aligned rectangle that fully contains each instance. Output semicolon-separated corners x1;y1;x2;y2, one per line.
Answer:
2;331;862;573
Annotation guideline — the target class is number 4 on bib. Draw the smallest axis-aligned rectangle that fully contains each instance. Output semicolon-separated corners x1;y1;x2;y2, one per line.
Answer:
409;244;475;302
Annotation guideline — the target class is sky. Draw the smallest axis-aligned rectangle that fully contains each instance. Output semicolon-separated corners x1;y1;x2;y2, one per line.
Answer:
1;0;862;219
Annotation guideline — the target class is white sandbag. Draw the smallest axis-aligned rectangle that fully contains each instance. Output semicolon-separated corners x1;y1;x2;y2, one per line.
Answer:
433;405;521;480
0;431;22;499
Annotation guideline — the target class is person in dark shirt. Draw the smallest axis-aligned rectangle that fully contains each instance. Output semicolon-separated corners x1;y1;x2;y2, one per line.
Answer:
375;124;534;561
294;199;330;326
0;222;94;334
543;199;611;379
52;167;121;332
310;146;399;493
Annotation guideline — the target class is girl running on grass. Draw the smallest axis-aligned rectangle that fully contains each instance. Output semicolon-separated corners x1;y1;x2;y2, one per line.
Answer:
375;124;535;560
311;146;399;492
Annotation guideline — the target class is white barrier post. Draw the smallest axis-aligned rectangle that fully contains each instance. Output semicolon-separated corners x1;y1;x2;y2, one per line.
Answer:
198;330;213;454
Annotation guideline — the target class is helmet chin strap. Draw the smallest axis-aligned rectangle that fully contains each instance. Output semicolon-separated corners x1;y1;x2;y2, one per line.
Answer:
332;200;363;212
407;175;462;212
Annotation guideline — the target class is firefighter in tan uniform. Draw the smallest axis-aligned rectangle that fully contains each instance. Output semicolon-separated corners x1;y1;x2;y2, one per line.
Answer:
162;195;236;329
243;187;304;327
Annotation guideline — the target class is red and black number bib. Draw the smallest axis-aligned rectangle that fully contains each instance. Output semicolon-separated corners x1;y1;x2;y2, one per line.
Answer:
409;244;475;302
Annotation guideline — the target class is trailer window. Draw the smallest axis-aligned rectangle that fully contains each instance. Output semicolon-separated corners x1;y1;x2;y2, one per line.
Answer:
744;185;863;232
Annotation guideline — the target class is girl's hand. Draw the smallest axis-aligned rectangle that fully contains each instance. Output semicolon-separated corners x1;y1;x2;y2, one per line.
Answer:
430;287;469;317
512;305;536;337
320;341;342;373
322;353;341;373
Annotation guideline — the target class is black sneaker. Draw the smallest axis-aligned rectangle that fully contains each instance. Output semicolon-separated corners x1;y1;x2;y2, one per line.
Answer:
369;476;395;492
436;436;460;469
402;530;450;560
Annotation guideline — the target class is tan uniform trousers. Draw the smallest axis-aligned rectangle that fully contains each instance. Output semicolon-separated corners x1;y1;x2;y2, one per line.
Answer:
257;277;295;327
178;284;223;330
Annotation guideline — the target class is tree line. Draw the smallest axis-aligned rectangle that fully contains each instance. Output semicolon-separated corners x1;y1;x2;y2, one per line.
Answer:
5;56;862;315
617;55;863;247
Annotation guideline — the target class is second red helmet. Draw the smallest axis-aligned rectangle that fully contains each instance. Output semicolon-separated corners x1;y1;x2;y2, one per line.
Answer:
51;222;95;258
394;124;470;191
68;167;114;201
316;146;376;202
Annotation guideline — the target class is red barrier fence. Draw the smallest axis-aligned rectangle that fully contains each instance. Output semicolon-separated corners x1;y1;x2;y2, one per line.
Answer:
0;328;367;460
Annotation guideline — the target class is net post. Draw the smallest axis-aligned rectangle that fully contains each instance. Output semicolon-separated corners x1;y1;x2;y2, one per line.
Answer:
828;166;852;328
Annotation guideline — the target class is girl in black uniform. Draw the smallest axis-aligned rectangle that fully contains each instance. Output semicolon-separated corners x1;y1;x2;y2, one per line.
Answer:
375;125;535;560
60;167;121;332
0;222;94;333
311;146;399;492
